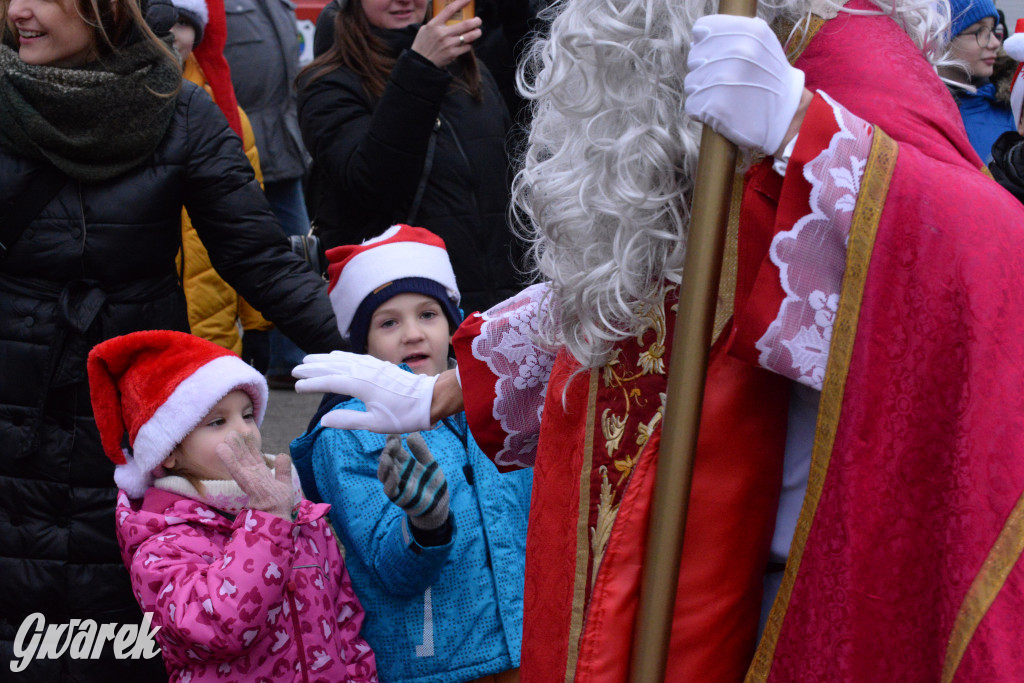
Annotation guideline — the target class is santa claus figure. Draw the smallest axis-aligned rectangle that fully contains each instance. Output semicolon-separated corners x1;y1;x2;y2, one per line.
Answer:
294;0;1024;680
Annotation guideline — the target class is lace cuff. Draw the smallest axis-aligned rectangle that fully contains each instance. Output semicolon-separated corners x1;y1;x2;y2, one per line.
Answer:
755;91;875;389
454;283;557;469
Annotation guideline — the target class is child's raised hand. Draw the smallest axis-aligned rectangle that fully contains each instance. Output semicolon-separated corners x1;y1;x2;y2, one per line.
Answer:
216;432;294;520
377;433;450;530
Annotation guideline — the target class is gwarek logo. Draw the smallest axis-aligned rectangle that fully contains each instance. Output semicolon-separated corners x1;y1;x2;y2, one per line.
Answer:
9;613;161;673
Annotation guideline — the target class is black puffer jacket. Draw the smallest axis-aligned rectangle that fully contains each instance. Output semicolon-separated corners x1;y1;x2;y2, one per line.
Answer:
298;28;524;316
990;130;1024;203
0;81;343;680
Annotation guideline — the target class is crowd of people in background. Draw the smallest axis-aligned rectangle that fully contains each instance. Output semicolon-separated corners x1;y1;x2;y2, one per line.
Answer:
3;0;1024;680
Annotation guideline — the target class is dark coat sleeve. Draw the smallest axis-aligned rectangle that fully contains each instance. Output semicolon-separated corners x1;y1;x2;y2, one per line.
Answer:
179;85;345;353
298;50;451;212
989;130;1024;205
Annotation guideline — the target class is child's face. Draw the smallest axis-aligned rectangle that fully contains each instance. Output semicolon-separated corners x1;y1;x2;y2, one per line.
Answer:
161;390;260;481
170;19;196;61
366;292;452;377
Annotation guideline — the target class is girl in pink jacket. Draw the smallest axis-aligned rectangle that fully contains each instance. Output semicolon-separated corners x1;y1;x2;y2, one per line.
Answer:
87;330;377;682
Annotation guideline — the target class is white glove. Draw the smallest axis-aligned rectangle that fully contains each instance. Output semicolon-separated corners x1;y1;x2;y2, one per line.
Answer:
293;351;437;433
684;15;806;156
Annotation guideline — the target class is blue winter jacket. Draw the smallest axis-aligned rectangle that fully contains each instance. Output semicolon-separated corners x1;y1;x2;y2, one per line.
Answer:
957;81;1016;163
291;398;532;683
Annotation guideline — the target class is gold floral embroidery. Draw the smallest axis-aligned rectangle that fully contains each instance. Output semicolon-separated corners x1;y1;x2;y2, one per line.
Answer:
602;349;622;387
637;340;665;375
613;451;638;476
590;466;618;587
633;296;668;378
603;291;670;392
635;394;666;450
589;288;674;572
602;410;627;458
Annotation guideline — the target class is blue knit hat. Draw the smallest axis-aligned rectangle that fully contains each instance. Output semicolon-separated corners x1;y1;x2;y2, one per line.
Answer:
949;0;1000;39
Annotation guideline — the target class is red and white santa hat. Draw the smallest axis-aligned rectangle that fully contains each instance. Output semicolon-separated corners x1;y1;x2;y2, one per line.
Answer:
87;330;267;499
326;225;461;351
1005;20;1024;127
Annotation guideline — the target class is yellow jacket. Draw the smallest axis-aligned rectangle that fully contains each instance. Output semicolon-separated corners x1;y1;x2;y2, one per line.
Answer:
177;54;272;354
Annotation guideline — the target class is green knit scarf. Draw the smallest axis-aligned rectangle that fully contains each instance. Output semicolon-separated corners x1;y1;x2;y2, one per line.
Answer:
0;38;181;182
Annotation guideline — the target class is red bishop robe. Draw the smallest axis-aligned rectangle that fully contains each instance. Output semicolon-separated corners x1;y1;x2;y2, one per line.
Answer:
454;1;1024;680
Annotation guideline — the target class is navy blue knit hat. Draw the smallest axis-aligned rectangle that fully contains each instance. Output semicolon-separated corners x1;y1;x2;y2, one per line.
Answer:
949;0;1000;39
346;277;463;354
170;0;208;46
325;225;463;354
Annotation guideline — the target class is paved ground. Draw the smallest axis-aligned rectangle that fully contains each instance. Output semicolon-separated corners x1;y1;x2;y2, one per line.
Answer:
261;387;324;455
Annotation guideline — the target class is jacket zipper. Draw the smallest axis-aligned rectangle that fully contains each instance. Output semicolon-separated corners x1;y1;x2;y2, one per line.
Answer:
463;437;511;646
77;181;87;262
287;581;311;683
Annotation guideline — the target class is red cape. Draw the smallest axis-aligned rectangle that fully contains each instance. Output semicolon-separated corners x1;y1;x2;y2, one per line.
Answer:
748;3;1024;679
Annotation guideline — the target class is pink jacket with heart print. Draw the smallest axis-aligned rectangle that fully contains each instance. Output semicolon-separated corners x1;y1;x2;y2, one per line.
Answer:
115;488;377;683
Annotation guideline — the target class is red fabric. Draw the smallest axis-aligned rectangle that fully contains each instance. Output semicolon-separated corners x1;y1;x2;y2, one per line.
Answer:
757;4;1024;679
508;309;789;681
457;5;1024;679
192;0;243;138
324;224;451;294
87;330;236;464
518;350;589;681
730;94;841;367
452;311;520;471
809;0;979;169
573;341;789;682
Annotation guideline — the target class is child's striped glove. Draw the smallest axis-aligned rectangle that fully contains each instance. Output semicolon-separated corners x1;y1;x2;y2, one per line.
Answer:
378;433;450;530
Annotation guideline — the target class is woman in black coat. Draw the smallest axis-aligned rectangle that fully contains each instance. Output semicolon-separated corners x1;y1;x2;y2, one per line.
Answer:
0;0;342;678
298;0;524;315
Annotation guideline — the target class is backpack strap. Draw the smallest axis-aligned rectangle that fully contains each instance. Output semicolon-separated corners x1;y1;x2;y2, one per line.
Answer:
407;116;441;225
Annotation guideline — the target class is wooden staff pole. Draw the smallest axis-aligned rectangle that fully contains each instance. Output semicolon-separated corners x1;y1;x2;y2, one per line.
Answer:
629;0;759;679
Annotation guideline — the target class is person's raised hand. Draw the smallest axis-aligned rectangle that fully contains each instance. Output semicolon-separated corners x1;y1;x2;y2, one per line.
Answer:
411;0;483;68
215;432;294;520
293;351;437;433
377;433;450;530
683;15;807;157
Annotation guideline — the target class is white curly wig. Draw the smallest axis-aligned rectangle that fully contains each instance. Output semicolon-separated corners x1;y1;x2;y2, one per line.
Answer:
512;0;951;369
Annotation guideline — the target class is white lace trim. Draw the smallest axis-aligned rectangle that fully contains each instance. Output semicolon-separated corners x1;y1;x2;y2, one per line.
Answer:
470;282;557;469
755;91;874;390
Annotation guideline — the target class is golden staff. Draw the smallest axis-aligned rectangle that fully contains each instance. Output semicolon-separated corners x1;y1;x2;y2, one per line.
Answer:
630;0;760;678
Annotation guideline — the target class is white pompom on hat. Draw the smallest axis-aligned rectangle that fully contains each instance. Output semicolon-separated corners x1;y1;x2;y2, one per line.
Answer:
325;225;461;350
87;330;267;499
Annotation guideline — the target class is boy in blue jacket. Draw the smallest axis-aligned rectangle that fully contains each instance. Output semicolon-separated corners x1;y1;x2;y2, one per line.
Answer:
291;225;531;683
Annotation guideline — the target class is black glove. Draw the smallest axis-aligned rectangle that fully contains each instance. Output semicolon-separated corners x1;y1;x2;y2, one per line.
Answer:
142;0;178;36
989;131;1024;205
